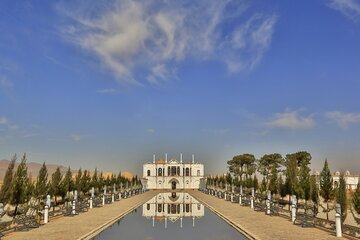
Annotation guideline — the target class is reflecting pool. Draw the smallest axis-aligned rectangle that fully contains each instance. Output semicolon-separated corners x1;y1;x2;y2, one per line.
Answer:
94;192;248;240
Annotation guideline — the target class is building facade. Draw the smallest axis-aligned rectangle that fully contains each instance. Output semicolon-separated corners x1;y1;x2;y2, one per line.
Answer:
314;170;359;191
143;154;204;190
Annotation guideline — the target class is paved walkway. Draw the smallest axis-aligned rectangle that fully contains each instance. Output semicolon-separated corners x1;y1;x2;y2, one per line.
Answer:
189;191;344;240
3;191;158;240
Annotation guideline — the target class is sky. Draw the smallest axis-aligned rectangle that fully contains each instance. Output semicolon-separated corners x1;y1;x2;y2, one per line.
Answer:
0;0;360;176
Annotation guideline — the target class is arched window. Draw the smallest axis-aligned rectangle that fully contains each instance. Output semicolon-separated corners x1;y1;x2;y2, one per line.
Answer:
147;204;150;210
168;167;170;176
147;170;151;176
158;204;162;213
177;166;180;175
158;168;162;176
197;170;200;176
186;168;190;176
186;204;190;213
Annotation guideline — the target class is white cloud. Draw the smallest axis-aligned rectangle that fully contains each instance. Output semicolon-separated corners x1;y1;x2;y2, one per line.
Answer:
266;110;315;130
0;75;13;90
71;134;89;142
326;111;360;128
0;116;8;124
146;128;155;133
96;88;117;94
327;0;360;22
58;0;277;85
203;128;230;135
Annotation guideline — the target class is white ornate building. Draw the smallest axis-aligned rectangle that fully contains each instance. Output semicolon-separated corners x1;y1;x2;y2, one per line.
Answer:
314;170;359;191
142;192;204;227
142;154;204;190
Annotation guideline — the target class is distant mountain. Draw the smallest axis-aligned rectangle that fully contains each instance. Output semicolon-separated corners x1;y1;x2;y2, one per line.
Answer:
0;159;134;183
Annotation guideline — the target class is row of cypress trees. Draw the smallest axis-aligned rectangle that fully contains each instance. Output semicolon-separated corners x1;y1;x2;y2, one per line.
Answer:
0;154;141;209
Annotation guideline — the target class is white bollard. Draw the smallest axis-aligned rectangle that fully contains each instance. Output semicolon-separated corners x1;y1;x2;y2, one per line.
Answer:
119;192;122;200
44;205;49;224
180;217;183;228
266;191;271;215
291;195;297;223
102;195;105;206
335;204;342;237
89;198;93;209
250;188;254;209
72;200;76;215
165;217;167;229
112;194;115;203
224;192;227;200
239;185;243;205
152;216;155;227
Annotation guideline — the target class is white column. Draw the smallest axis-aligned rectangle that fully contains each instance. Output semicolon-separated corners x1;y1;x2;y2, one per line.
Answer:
266;191;271;215
250;187;254;209
152;216;155;227
180;217;183;228
102;195;105;206
239;185;243;205
335;204;342;237
192;216;195;227
112;194;115;203
72;200;76;215
44;205;49;224
192;154;195;164
165;153;168;163
153;154;156;163
180;153;183;163
165;217;167;229
89;198;93;209
291;195;297;223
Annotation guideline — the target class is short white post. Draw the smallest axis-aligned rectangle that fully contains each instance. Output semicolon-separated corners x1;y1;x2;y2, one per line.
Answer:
250;187;254;209
119;192;122;200
152;216;155;227
112;194;115;203
72;200;76;215
224;192;227;200
180;217;183;228
266;191;271;215
335;204;342;237
291;195;297;223
239;185;243;205
44;205;49;224
231;185;234;202
192;216;195;227
89;198;93;209
102;195;105;206
90;187;94;209
165;217;167;229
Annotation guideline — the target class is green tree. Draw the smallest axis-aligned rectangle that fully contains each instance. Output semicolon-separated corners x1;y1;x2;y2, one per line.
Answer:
75;168;82;192
278;175;286;199
260;177;267;193
81;170;91;194
51;167;63;207
335;172;347;224
269;165;278;195
91;168;98;191
0;154;16;204
227;154;256;181
253;175;259;192
258;153;283;181
285;154;299;196
35;162;49;201
60;167;73;200
98;172;104;192
320;159;333;220
299;160;311;202
310;175;319;204
352;182;360;214
10;154;29;215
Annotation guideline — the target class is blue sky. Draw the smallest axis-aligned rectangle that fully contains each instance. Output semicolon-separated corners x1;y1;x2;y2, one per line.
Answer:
1;0;360;175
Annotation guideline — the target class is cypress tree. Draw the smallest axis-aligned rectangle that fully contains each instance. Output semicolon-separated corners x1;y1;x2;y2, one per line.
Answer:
51;167;62;207
253;175;258;192
60;167;73;200
352;182;360;214
91;168;98;190
98;172;104;192
310;175;319;204
81;170;91;194
278;175;287;199
335;172;347;224
0;154;16;204
35;162;49;201
269;165;278;195
299;160;311;202
75;168;82;192
10;154;28;215
285;155;299;196
320;159;333;220
260;177;267;193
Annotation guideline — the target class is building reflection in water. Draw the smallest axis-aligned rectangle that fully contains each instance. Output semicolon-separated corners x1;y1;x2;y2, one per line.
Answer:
142;192;204;228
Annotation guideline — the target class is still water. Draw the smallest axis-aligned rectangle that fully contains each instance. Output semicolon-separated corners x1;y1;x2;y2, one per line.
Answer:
94;192;248;240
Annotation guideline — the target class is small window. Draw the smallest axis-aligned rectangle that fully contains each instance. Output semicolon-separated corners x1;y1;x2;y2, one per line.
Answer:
158;168;162;176
147;204;150;211
186;168;190;176
147;170;151;176
197;170;200;176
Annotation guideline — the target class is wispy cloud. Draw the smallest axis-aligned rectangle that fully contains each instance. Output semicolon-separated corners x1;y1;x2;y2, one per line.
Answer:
266;110;315;130
96;88;117;94
0;75;14;91
146;128;155;133
0;116;8;124
58;0;277;85
203;128;230;135
326;111;360;128
0;116;18;130
327;0;360;22
71;134;89;142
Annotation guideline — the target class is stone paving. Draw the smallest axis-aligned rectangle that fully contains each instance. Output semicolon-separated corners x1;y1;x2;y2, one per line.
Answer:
3;190;158;240
189;190;345;240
